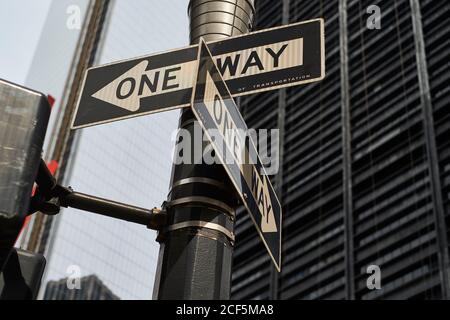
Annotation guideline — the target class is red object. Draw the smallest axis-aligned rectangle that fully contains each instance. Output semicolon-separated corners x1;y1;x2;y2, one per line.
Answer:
15;160;59;243
46;160;59;174
47;95;55;109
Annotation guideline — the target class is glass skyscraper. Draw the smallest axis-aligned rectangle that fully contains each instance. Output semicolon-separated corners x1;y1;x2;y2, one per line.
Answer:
17;0;109;256
44;275;119;300
30;0;189;299
22;0;91;157
231;0;450;300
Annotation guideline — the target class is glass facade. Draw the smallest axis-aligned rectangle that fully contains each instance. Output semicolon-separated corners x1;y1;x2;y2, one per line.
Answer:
40;0;189;299
231;0;450;300
44;274;119;300
23;0;91;156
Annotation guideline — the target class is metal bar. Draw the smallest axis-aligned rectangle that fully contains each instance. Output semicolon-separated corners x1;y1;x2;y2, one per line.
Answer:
35;159;57;198
339;0;355;300
60;191;164;230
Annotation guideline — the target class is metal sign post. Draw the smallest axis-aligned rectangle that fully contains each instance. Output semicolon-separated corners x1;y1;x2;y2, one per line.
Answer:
152;0;256;300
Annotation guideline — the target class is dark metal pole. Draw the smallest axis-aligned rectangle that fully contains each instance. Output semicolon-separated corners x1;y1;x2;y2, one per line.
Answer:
153;0;255;300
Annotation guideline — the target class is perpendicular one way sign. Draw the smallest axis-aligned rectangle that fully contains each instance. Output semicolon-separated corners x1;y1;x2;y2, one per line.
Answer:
72;18;324;129
191;39;282;271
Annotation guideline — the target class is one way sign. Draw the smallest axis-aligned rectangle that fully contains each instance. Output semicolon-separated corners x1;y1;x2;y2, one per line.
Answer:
192;39;282;271
72;18;324;129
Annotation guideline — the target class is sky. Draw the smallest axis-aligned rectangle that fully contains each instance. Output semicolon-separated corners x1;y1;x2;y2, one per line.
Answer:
0;0;52;84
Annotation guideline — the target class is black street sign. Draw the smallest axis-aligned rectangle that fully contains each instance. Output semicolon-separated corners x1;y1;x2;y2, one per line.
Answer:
72;18;324;129
191;39;282;271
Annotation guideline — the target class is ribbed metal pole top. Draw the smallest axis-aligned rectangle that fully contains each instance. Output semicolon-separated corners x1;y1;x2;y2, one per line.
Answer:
188;0;255;44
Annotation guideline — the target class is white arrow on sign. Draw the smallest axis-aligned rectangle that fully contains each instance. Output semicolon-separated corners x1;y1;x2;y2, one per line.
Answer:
92;60;197;111
91;38;303;112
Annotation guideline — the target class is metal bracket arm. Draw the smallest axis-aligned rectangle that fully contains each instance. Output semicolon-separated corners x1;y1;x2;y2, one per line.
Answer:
29;159;167;230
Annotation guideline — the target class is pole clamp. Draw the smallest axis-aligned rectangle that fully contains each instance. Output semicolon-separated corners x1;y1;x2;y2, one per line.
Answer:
170;177;229;193
165;196;235;220
164;220;235;243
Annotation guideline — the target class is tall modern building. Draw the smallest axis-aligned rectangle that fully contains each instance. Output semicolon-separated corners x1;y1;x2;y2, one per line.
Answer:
231;0;450;299
19;0;190;299
44;275;119;300
20;0;111;257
